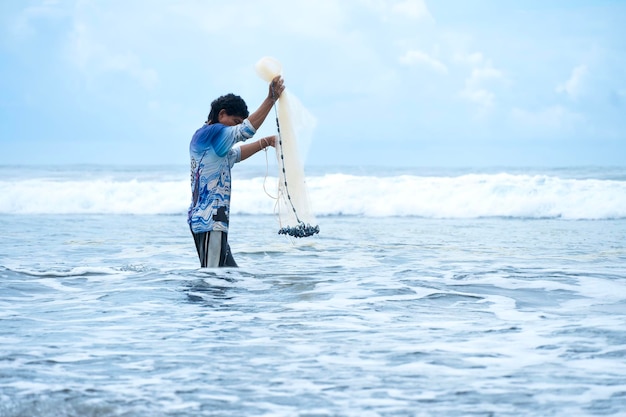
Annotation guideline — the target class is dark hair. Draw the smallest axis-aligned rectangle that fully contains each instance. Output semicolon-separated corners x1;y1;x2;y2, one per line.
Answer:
207;93;249;124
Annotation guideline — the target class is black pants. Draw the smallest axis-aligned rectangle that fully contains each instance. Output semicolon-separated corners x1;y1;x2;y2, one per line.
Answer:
191;230;238;268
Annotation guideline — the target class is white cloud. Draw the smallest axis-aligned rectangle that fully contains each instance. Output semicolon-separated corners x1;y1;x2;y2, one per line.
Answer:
465;52;484;66
363;0;433;23
459;87;495;108
458;53;502;108
170;1;345;40
65;4;159;90
60;0;360;93
391;0;432;20
556;65;587;100
105;52;159;90
10;0;66;38
399;49;447;73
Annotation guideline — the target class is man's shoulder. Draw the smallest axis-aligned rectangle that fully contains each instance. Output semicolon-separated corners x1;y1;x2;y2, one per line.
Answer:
193;123;225;137
191;123;227;146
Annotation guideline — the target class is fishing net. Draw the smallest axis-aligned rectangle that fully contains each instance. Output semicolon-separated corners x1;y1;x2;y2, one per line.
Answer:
255;57;319;238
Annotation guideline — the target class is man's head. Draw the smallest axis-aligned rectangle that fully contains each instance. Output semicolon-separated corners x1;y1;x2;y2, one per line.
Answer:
207;93;249;126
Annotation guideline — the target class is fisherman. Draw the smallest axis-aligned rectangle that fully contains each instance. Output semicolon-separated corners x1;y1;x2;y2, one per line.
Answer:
188;76;285;267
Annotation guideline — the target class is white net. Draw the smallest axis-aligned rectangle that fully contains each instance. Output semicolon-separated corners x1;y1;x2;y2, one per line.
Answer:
255;57;319;238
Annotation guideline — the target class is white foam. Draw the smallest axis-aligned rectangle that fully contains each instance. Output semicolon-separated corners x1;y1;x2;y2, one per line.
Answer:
1;172;625;219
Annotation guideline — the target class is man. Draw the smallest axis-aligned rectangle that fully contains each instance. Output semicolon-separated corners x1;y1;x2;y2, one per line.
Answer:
188;75;284;267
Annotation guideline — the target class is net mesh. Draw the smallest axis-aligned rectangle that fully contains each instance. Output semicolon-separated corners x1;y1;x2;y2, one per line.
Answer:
255;57;319;238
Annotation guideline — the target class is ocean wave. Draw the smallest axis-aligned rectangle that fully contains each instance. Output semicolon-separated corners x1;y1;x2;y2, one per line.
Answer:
1;265;119;278
1;173;625;219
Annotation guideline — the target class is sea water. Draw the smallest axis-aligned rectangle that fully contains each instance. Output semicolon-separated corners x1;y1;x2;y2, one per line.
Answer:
1;164;625;417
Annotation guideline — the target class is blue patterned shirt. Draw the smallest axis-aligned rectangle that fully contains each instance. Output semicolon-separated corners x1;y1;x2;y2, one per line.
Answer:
188;119;256;233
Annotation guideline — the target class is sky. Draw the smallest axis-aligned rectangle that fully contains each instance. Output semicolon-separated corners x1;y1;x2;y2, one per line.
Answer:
1;0;625;168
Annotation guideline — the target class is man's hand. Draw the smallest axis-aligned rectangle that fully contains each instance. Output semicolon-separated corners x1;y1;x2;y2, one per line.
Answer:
269;76;285;102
